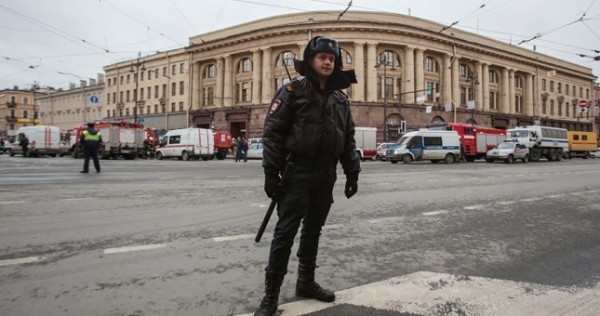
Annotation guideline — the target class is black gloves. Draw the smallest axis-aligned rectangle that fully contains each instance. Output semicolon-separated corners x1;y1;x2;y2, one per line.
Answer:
344;172;359;199
264;169;284;199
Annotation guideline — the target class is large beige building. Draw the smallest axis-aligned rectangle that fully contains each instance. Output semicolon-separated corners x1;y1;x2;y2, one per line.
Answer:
104;11;598;142
0;87;40;136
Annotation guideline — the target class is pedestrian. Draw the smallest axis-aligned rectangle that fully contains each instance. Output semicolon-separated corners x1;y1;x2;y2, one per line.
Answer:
254;36;360;316
19;134;29;157
79;122;103;173
235;136;244;162
242;137;249;162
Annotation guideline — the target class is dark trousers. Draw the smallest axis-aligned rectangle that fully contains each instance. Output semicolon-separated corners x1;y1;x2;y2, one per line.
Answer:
21;146;28;157
266;164;337;276
83;146;100;172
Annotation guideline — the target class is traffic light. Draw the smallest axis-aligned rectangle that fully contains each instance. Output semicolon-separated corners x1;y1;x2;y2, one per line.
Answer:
426;88;432;95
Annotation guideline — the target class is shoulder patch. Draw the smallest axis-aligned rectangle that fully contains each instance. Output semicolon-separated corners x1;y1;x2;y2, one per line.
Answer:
268;99;283;115
286;85;294;93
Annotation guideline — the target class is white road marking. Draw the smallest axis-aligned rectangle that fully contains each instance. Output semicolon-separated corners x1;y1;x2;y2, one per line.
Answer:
236;271;600;316
522;197;542;202
463;204;485;210
497;201;516;205
422;210;449;216
103;243;166;254
0;256;44;267
212;234;255;242
548;194;564;198
0;200;25;204
64;198;96;201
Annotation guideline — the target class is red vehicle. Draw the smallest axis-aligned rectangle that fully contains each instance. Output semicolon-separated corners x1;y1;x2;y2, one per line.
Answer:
69;120;145;159
428;122;506;161
213;131;232;160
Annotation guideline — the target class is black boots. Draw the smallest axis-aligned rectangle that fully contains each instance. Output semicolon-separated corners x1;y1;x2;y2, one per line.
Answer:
254;273;284;316
295;261;335;302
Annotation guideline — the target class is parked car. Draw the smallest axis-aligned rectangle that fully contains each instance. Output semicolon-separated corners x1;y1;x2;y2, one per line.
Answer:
590;147;600;159
486;141;529;163
246;143;263;159
3;140;14;155
375;142;395;160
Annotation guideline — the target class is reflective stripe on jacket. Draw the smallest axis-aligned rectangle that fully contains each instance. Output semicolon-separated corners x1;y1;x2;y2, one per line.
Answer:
82;130;101;142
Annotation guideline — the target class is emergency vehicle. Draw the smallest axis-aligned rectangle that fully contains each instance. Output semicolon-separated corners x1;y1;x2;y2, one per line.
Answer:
427;122;506;161
566;131;597;159
386;130;461;164
69;121;145;159
157;128;215;161
214;131;232;160
354;127;377;160
505;125;568;162
10;125;61;157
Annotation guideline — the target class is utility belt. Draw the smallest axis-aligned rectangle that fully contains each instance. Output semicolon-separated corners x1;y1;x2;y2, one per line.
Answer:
288;154;337;169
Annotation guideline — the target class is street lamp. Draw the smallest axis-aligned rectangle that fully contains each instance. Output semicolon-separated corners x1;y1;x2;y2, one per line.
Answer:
466;73;479;122
130;52;146;124
375;55;396;142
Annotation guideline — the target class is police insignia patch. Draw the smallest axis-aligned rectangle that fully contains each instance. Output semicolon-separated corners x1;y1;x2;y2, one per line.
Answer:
269;99;282;115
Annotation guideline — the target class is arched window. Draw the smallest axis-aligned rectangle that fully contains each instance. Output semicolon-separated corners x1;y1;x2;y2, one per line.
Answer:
489;70;498;83
276;51;296;67
237;58;251;73
377;50;399;67
341;48;352;64
204;64;216;78
459;64;472;78
515;76;523;88
425;57;440;72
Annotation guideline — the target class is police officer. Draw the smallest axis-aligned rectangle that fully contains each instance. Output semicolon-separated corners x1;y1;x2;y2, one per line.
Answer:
255;36;361;316
79;122;103;173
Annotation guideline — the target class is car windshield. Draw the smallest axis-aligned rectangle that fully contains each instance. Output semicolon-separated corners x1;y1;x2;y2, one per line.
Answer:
507;130;528;138
497;142;514;149
396;136;409;145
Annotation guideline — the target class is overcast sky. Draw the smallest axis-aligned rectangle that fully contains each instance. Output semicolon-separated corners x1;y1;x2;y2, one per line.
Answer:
1;0;598;91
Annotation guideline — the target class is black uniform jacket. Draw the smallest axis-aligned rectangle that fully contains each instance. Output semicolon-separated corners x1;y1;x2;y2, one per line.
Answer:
262;78;361;177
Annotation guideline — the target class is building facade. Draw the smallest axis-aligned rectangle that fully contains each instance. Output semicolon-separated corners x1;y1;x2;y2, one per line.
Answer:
0;87;40;137
105;11;598;142
36;76;105;131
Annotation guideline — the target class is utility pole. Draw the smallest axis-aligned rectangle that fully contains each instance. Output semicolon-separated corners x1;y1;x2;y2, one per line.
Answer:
467;73;479;122
130;52;146;124
375;55;395;142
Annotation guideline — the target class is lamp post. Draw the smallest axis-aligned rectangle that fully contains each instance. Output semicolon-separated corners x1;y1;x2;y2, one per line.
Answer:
130;52;146;124
466;73;479;122
375;56;396;142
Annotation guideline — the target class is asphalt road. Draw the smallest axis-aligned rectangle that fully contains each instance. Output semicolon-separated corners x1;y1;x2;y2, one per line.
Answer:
0;155;599;316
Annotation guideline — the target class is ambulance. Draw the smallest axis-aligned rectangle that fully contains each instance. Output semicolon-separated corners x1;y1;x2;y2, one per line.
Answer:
10;125;61;157
157;128;215;161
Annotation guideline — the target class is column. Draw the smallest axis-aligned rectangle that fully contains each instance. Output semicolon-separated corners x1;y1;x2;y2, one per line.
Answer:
414;48;425;103
442;54;452;106
353;42;365;102
403;46;415;104
475;62;483;110
252;50;262;105
501;68;509;114
216;57;224;108
451;57;460;107
223;55;233;107
366;42;377;102
192;61;202;110
525;73;534;116
261;47;273;104
508;69;515;114
482;63;489;111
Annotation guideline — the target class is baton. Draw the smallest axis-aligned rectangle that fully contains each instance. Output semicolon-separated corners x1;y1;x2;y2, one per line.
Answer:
255;198;277;243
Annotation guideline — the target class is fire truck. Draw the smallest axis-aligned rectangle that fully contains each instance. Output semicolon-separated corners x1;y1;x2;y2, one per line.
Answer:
69;120;145;159
213;131;232;160
428;122;506;161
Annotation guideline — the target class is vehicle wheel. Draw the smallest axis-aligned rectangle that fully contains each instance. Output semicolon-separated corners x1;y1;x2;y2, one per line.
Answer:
444;153;454;164
201;156;209;161
402;154;413;164
505;155;514;164
522;154;529;163
556;150;563;161
371;155;377;161
431;160;440;164
530;147;541;161
157;152;164;160
8;149;14;157
216;150;226;160
584;152;591;159
485;158;494;163
390;160;398;164
465;156;476;162
548;149;557;161
182;151;190;161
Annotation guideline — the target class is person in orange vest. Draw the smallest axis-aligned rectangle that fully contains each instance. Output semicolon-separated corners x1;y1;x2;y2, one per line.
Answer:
79;122;103;173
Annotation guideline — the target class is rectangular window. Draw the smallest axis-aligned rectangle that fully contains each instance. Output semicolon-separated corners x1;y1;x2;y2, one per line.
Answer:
119;91;123;102
580;87;583;98
140;88;144;100
155;69;159;79
179;102;184;112
550;81;554;92
566;84;569;96
148;71;152;80
154;104;158;113
126;90;130;102
162;84;167;98
179;81;184;95
155;85;159;98
161;104;165;113
558;82;561;93
112;109;115;117
107;93;111;104
107;110;110;117
586;88;590;99
542;79;546;91
550;100;554;115
147;87;152;99
113;92;116;104
180;63;185;74
460;87;467;106
242;82;250;102
163;67;167;77
171;102;175;112
140;72;144;81
574;134;580;141
23;110;28;118
424;136;443;146
207;87;214;105
384;77;393;98
120;76;123;84
171;82;176;96
23;97;29;104
572;85;576;96
146;105;150;114
139;107;143;115
169;135;181;144
172;65;177;76
108;78;111;86
127;74;130;84
126;108;130;116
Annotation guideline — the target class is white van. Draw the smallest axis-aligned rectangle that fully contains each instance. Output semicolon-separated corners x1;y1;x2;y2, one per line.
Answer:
11;125;61;157
386;130;461;164
157;128;215;161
